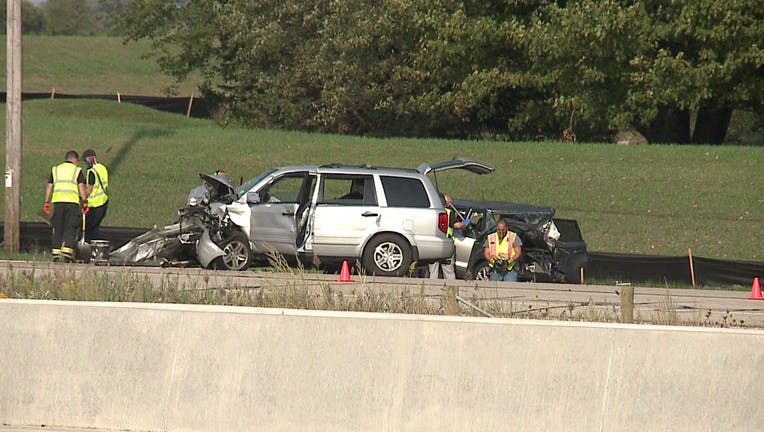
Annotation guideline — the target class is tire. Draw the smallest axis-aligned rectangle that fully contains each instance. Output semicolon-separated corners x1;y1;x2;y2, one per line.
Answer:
464;260;493;281
362;234;412;277
215;231;252;271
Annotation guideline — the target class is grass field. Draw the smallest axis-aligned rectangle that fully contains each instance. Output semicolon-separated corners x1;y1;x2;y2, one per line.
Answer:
0;36;762;263
0;36;200;95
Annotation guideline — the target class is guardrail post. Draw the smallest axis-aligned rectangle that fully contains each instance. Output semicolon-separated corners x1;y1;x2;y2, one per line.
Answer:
620;286;634;323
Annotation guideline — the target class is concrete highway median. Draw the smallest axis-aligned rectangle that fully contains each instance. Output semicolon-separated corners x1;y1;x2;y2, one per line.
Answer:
1;299;762;431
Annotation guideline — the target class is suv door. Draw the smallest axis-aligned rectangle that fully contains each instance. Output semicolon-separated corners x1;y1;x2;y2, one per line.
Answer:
248;171;316;256
307;174;379;257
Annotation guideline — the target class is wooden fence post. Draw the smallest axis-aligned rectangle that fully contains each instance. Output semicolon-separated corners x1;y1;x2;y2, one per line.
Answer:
186;93;194;117
688;248;696;288
620;286;634;323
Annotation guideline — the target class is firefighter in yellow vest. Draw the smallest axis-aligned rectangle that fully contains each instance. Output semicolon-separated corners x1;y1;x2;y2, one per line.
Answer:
43;150;89;262
82;149;110;241
483;219;523;282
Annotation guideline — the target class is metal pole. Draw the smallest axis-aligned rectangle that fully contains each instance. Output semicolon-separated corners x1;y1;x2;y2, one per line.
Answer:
5;0;22;252
456;294;494;318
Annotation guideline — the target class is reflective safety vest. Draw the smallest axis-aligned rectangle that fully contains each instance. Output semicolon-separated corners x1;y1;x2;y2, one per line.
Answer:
445;208;454;239
87;163;109;207
487;231;518;270
51;162;82;204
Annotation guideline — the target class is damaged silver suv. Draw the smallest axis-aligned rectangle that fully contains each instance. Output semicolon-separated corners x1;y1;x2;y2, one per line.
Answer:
112;158;493;275
222;158;493;276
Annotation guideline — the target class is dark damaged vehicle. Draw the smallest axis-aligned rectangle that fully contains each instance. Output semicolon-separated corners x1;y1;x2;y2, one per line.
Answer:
447;199;587;283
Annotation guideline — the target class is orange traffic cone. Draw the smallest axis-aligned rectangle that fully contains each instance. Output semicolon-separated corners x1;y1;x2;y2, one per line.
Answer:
337;260;354;282
748;277;763;300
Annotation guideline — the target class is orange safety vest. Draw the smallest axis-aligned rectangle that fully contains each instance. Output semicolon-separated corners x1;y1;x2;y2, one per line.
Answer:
487;231;517;270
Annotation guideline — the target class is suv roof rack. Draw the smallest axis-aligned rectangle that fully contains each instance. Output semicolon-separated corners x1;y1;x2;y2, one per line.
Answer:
318;163;419;172
319;163;375;169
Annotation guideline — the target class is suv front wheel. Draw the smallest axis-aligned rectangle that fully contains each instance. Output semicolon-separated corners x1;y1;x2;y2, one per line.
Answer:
363;234;412;277
215;231;252;271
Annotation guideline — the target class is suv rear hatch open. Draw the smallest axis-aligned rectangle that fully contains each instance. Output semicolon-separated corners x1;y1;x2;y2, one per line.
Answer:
416;157;495;177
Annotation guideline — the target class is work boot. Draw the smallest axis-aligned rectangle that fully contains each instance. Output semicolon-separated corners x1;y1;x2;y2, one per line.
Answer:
60;246;75;263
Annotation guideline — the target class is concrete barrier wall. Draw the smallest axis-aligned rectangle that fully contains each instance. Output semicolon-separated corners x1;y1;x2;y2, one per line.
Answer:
1;299;762;432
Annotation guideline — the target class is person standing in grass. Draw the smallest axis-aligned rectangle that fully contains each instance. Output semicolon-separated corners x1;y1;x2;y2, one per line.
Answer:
82;149;110;241
483;219;523;282
43;150;88;262
429;193;469;279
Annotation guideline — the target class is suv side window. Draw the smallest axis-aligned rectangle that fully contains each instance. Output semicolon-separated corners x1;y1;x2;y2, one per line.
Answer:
319;174;377;206
380;176;430;208
261;174;305;203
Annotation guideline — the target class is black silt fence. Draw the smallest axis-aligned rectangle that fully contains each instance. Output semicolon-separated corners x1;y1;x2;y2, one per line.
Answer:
0;92;211;119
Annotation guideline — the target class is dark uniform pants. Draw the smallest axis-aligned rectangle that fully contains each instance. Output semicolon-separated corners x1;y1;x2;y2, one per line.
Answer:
85;203;108;242
50;202;81;261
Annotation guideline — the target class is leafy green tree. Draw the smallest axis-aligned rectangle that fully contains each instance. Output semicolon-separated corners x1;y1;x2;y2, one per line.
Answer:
391;1;551;139
114;1;416;134
43;0;94;35
114;0;551;138
0;1;46;34
527;0;764;143
94;0;131;35
23;1;45;33
112;0;763;142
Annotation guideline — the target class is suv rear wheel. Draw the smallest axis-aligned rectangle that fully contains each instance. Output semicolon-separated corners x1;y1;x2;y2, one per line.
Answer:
464;260;493;281
363;234;412;277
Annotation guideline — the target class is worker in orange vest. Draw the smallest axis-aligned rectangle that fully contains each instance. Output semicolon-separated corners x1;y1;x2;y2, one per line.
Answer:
483;219;523;282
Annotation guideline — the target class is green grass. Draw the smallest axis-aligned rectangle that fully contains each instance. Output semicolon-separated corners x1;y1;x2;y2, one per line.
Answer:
0;36;762;263
0;35;200;95
1;98;762;263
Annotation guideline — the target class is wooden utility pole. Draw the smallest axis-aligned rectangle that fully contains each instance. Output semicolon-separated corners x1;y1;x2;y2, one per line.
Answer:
5;0;22;252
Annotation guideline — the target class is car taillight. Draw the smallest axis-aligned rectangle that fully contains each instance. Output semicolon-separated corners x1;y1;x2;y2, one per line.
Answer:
438;212;449;234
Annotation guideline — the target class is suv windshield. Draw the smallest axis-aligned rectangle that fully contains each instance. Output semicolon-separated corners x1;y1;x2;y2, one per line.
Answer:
236;168;279;198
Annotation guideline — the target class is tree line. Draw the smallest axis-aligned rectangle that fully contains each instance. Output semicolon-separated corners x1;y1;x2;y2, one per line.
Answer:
10;1;764;144
1;0;123;36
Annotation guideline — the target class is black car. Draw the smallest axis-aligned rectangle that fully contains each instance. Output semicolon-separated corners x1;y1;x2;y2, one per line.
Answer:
448;199;587;283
